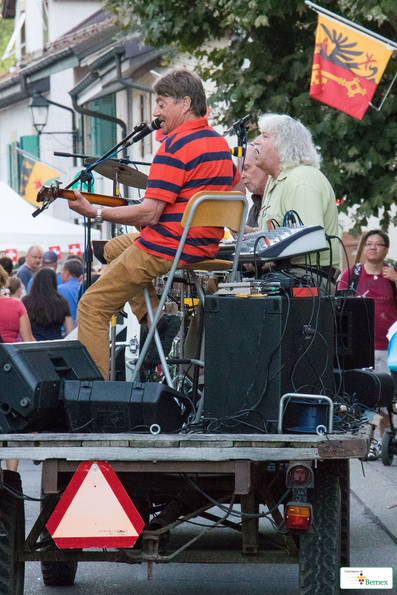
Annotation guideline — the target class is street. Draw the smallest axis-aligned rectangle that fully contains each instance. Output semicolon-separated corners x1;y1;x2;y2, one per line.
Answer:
17;457;397;595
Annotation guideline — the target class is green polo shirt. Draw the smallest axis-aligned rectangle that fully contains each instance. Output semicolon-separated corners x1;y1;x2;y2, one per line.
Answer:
257;165;340;267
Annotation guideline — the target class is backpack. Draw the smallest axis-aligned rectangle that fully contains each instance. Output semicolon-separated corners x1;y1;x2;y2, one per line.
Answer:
349;262;397;298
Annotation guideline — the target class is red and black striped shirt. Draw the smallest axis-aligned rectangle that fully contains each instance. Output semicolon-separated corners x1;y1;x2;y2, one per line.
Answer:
134;117;240;264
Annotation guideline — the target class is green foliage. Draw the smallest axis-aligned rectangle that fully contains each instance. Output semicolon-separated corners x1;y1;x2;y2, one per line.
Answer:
105;0;397;232
0;17;15;76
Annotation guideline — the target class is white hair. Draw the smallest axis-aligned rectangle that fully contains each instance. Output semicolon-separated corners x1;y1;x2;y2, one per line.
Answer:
257;114;321;170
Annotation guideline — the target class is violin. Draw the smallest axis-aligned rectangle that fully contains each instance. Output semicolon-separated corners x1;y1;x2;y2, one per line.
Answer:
35;182;128;217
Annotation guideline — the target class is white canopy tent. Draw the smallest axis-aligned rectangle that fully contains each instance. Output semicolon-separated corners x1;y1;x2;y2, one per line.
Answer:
0;181;100;254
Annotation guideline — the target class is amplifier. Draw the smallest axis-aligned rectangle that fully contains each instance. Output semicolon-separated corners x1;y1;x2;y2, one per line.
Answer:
203;295;335;433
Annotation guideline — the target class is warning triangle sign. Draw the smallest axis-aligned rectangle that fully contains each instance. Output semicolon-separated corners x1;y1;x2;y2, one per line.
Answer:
47;461;144;548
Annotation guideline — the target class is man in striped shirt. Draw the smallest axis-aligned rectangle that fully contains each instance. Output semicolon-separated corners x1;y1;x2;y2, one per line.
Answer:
68;69;240;379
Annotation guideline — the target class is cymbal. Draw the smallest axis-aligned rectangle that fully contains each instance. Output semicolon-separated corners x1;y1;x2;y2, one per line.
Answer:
85;158;148;189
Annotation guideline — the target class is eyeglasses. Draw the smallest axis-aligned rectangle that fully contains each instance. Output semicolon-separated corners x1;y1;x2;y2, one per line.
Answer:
364;243;387;248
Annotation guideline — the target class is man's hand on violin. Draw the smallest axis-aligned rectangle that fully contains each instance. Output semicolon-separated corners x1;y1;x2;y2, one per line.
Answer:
68;189;97;219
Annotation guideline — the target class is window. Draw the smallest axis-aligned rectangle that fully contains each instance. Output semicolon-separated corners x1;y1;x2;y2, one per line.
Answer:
87;95;117;156
139;93;153;158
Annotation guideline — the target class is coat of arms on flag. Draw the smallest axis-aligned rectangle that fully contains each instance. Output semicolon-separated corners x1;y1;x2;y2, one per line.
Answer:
19;157;60;206
310;12;394;119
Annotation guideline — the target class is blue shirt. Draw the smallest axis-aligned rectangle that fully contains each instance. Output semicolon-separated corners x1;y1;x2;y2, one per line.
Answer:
57;278;80;325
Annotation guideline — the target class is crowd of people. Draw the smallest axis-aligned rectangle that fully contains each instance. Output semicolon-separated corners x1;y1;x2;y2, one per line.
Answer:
0;247;85;345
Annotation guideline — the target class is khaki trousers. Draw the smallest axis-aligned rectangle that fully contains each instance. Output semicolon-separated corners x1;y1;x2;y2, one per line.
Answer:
78;233;173;379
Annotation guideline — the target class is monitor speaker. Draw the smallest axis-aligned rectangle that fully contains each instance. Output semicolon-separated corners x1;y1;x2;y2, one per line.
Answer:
203;295;335;433
0;341;102;432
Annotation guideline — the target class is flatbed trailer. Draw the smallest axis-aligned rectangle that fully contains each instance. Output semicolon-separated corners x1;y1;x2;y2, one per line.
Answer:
0;426;371;595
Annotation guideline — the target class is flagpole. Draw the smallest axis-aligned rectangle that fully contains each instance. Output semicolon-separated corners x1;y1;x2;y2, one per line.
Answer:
305;1;397;50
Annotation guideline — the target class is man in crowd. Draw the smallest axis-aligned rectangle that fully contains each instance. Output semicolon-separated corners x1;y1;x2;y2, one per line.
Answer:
16;245;42;290
241;143;269;227
338;230;397;459
26;250;60;293
67;68;240;378
246;114;340;287
58;259;83;327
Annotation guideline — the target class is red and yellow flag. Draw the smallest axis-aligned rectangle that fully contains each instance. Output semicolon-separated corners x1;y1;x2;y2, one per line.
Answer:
19;157;60;206
310;14;393;119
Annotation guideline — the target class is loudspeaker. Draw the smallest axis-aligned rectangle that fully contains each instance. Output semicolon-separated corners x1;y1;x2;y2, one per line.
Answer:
334;296;375;370
334;369;394;409
62;381;192;433
203;295;335;433
0;341;102;432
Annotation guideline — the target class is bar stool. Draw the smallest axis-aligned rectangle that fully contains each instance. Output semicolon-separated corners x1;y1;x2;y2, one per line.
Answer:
130;191;248;388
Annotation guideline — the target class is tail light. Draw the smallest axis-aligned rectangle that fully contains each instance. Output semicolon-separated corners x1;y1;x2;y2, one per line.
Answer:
286;462;314;488
285;502;312;531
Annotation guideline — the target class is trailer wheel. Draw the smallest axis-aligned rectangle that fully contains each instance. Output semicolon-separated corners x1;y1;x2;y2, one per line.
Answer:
381;430;394;466
41;557;77;587
0;471;25;595
40;489;78;586
318;459;350;567
299;475;341;595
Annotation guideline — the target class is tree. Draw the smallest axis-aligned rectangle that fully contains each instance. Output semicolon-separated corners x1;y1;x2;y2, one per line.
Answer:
0;17;15;76
105;0;397;232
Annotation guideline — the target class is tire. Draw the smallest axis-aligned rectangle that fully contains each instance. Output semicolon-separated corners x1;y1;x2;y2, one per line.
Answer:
0;471;25;595
318;459;350;567
40;484;78;587
299;474;341;595
40;527;78;587
381;431;394;466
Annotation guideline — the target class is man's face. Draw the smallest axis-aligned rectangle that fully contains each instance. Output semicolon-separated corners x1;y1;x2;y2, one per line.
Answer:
61;266;68;284
26;248;42;272
253;129;281;179
241;148;269;195
364;234;388;263
153;95;189;135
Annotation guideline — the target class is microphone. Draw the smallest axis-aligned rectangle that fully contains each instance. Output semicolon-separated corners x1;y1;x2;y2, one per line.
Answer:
126;118;162;146
223;114;252;137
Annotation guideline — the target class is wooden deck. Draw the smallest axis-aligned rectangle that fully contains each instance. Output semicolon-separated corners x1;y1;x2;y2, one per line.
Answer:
0;425;371;462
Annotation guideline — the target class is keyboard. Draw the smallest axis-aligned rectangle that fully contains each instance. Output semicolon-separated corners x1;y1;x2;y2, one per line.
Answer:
220;225;328;262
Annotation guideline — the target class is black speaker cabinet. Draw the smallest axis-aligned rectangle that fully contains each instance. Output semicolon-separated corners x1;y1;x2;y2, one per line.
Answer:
334;296;375;370
203;295;335;433
62;381;192;433
0;341;102;432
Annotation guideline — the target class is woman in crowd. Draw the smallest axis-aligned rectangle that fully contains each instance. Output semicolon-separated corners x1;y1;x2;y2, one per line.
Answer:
0;265;35;472
22;268;73;341
8;276;22;299
0;265;35;343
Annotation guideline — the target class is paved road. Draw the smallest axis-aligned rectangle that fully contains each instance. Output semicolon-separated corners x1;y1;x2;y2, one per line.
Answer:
17;457;397;595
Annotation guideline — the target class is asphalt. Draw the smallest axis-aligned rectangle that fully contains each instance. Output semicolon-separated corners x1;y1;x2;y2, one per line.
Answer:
350;454;397;545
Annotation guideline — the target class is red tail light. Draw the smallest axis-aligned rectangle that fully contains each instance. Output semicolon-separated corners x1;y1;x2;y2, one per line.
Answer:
285;503;312;531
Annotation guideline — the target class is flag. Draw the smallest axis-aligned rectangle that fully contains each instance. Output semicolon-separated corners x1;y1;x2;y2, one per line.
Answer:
48;246;61;259
310;13;394;119
69;244;82;257
5;249;17;263
19;157;60;206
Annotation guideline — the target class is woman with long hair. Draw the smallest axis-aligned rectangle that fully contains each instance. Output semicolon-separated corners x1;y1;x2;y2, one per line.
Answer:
0;264;35;472
22;268;73;340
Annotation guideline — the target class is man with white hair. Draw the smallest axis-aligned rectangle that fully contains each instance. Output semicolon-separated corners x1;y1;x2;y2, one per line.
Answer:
249;114;340;283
